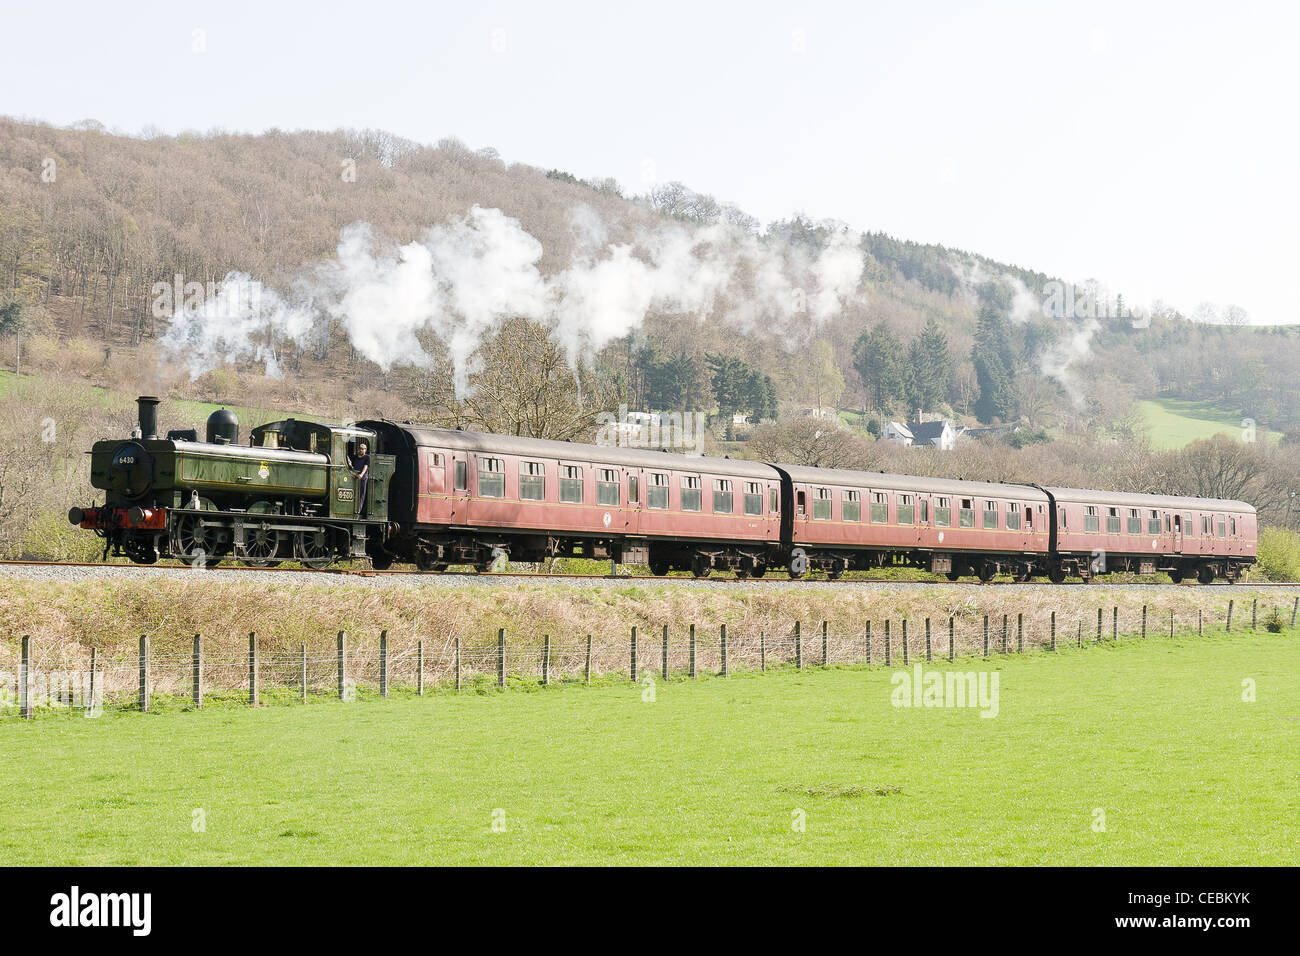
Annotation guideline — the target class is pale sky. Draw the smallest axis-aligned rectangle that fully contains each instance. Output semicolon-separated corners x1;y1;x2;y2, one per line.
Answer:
4;0;1297;322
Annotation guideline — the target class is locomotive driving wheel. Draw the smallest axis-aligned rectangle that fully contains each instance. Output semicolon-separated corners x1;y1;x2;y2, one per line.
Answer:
174;514;223;568
294;529;335;570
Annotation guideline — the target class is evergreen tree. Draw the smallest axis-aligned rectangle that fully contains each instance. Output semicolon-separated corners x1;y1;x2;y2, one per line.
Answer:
852;322;905;413
904;318;950;414
972;305;1014;423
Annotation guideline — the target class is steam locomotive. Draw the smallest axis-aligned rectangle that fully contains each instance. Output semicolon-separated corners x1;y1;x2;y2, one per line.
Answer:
71;396;1257;583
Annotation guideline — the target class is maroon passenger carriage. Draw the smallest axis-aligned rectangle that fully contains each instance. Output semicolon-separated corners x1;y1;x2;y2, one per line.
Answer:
1041;487;1256;584
359;422;785;577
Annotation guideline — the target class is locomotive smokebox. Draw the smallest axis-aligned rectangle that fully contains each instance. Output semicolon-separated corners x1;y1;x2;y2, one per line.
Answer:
207;407;239;445
136;396;160;440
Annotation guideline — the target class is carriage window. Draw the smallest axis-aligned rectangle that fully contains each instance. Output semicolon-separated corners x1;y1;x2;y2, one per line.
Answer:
744;482;763;516
1148;510;1161;535
478;457;505;498
897;494;915;525
1164;514;1171;533
1216;517;1226;538
842;490;861;522
714;479;734;514
560;465;584;504
813;487;832;520
983;500;999;530
1106;507;1121;534
1058;507;1067;528
519;461;545;500
1229;516;1236;536
648;472;669;509
1201;516;1211;535
770;488;779;513
1006;505;1021;531
1127;508;1141;535
935;496;951;527
1084;506;1099;533
629;475;639;504
597;468;620;507
871;491;888;523
681;476;701;512
455;460;467;491
920;499;929;523
959;498;974;528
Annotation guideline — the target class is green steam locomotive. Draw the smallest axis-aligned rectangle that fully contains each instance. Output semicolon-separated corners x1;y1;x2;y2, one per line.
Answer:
70;397;395;568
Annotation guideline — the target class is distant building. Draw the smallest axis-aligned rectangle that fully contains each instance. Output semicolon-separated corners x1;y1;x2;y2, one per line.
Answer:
909;418;957;451
886;417;958;451
884;421;914;446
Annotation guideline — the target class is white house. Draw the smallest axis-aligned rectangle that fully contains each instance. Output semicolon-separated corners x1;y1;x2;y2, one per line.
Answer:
884;421;914;446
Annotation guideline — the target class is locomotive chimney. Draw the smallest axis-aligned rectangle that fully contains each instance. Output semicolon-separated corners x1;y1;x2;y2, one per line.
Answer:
136;396;160;440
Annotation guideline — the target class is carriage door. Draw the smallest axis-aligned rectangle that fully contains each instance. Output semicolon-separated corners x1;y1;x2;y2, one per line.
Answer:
1173;513;1183;552
626;469;642;534
1023;503;1033;549
450;454;469;523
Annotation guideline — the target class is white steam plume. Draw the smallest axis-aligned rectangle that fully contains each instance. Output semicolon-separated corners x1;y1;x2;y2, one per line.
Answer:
160;205;867;395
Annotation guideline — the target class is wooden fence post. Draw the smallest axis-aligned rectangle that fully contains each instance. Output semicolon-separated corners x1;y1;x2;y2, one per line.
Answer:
1016;613;1023;653
1292;597;1298;628
720;624;728;677
821;621;828;666
1169;610;1174;640
584;634;591;685
1001;615;1008;655
689;624;697;678
300;644;307;703
455;636;462;692
1097;608;1103;643
760;630;767;672
19;635;31;720
1198;609;1203;636
795;621;803;669
902;620;909;665
948;617;954;662
982;616;988;658
139;634;149;713
661;626;668;682
1050;611;1056;652
379;629;388;698
1112;606;1118;641
865;621;872;665
630;626;637;683
925;618;932;662
337;631;347;700
1077;620;1082;648
89;646;97;714
1227;599;1234;632
1252;599;1257;631
249;632;259;706
497;628;506;688
193;634;203;709
542;634;551;686
417;641;424;696
1141;605;1147;641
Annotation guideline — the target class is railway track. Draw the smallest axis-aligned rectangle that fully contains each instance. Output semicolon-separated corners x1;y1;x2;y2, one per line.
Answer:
1;558;1295;587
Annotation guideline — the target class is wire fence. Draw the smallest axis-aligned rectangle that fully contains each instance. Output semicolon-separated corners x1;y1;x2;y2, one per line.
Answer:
2;594;1296;720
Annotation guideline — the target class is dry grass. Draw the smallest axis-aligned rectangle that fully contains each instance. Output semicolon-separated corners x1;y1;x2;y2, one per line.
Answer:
3;577;1295;704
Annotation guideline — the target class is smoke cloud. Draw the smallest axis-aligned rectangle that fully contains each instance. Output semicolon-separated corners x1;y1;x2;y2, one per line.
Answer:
160;205;867;395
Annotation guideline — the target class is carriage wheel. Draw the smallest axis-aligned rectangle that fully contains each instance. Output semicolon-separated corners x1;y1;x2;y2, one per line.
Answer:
649;558;671;577
977;561;996;583
691;555;712;579
1197;564;1216;585
1048;565;1067;585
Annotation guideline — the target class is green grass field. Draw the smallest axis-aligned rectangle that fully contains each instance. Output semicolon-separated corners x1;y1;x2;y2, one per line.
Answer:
2;627;1296;865
1136;398;1282;449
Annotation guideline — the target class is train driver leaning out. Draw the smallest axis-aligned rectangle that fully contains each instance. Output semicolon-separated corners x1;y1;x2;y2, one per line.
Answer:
349;441;371;517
